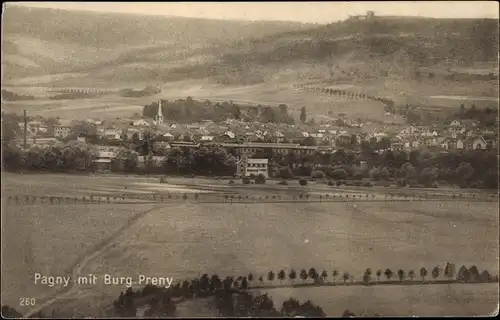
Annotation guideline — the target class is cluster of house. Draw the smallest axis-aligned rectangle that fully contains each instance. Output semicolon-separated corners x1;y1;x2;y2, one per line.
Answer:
390;120;497;151
11;110;496;178
17;112;496;153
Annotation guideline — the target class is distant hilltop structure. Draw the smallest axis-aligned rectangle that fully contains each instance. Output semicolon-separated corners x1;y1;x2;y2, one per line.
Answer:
347;10;375;22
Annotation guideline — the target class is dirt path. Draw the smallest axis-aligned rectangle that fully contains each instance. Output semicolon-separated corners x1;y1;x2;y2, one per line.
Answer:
23;204;170;318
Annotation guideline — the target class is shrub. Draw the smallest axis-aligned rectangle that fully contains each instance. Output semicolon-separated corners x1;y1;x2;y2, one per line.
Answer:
370;167;390;181
311;170;326;179
331;169;348;180
364;181;374;187
278;166;294;179
255;174;266;184
353;173;363;180
229;179;235;185
432;181;440;188
299;179;308;186
278;179;289;186
242;177;251;184
328;180;335;186
396;178;407;187
469;181;480;189
419;168;438;187
353;180;362;187
336;180;343;186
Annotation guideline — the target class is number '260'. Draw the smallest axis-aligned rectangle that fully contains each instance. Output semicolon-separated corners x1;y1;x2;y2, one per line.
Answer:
20;298;36;306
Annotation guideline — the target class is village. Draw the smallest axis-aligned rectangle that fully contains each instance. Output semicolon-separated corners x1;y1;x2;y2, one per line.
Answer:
8;96;497;175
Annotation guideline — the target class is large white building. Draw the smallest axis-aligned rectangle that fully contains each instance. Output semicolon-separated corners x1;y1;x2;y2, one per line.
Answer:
236;157;269;178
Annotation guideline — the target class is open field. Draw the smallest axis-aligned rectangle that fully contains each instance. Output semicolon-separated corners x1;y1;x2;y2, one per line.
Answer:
1;173;498;316
257;283;499;316
4;71;497;122
1;77;391;122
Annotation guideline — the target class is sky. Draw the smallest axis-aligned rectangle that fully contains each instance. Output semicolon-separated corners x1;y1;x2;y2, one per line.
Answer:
9;1;500;23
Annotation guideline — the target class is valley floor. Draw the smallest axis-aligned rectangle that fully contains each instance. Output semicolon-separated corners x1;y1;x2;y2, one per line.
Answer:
1;173;498;317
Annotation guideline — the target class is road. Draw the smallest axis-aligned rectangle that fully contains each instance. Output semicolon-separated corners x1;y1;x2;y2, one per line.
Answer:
23;204;169;318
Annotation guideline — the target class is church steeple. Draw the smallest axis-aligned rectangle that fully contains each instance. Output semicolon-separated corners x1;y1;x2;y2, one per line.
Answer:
155;99;164;125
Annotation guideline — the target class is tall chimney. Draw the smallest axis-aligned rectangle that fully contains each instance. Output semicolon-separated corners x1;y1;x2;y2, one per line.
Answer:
23;109;27;149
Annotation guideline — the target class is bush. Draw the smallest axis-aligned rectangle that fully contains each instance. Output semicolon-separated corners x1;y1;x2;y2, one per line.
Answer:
278;179;289;185
469;181;480;189
278;166;294;179
353;180;362;187
311;170;326;179
328;180;335;186
370;167;390;181
432;181;440;188
396;178;407;187
331;169;348;180
242;177;251;184
299;179;308;186
364;181;374;187
229;179;235;185
255;174;266;184
353;173;363;180
336;180;343;186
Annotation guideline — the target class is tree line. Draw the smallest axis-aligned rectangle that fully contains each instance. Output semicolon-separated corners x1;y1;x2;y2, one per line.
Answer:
271;148;497;189
142;97;295;124
2;262;495;318
2;138;497;189
454;103;498;127
294;83;396;114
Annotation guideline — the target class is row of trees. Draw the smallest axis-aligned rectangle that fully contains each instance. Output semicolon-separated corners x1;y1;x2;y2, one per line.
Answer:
142;97;295;124
222;264;495;288
6;189;496;207
294;83;396;113
113;273;325;317
2;139;497;189
112;263;495;316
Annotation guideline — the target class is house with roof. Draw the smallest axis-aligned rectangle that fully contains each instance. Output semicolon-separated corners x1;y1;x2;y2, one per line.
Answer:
422;136;440;148
53;121;72;138
137;155;167;170
274;131;285;143
403;138;420;150
441;137;464;151
18;121;48;136
133;119;151;127
336;132;352;145
235;156;269;178
390;136;404;151
399;126;419;137
93;150;117;171
177;132;193;141
464;136;487;150
421;129;439;137
152;140;171;151
201;135;215;142
447;120;466;134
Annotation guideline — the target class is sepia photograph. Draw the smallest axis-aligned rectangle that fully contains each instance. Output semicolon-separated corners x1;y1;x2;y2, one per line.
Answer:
1;1;499;318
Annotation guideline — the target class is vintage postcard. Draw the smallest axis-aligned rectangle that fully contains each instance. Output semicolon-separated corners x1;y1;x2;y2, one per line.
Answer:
1;1;499;318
